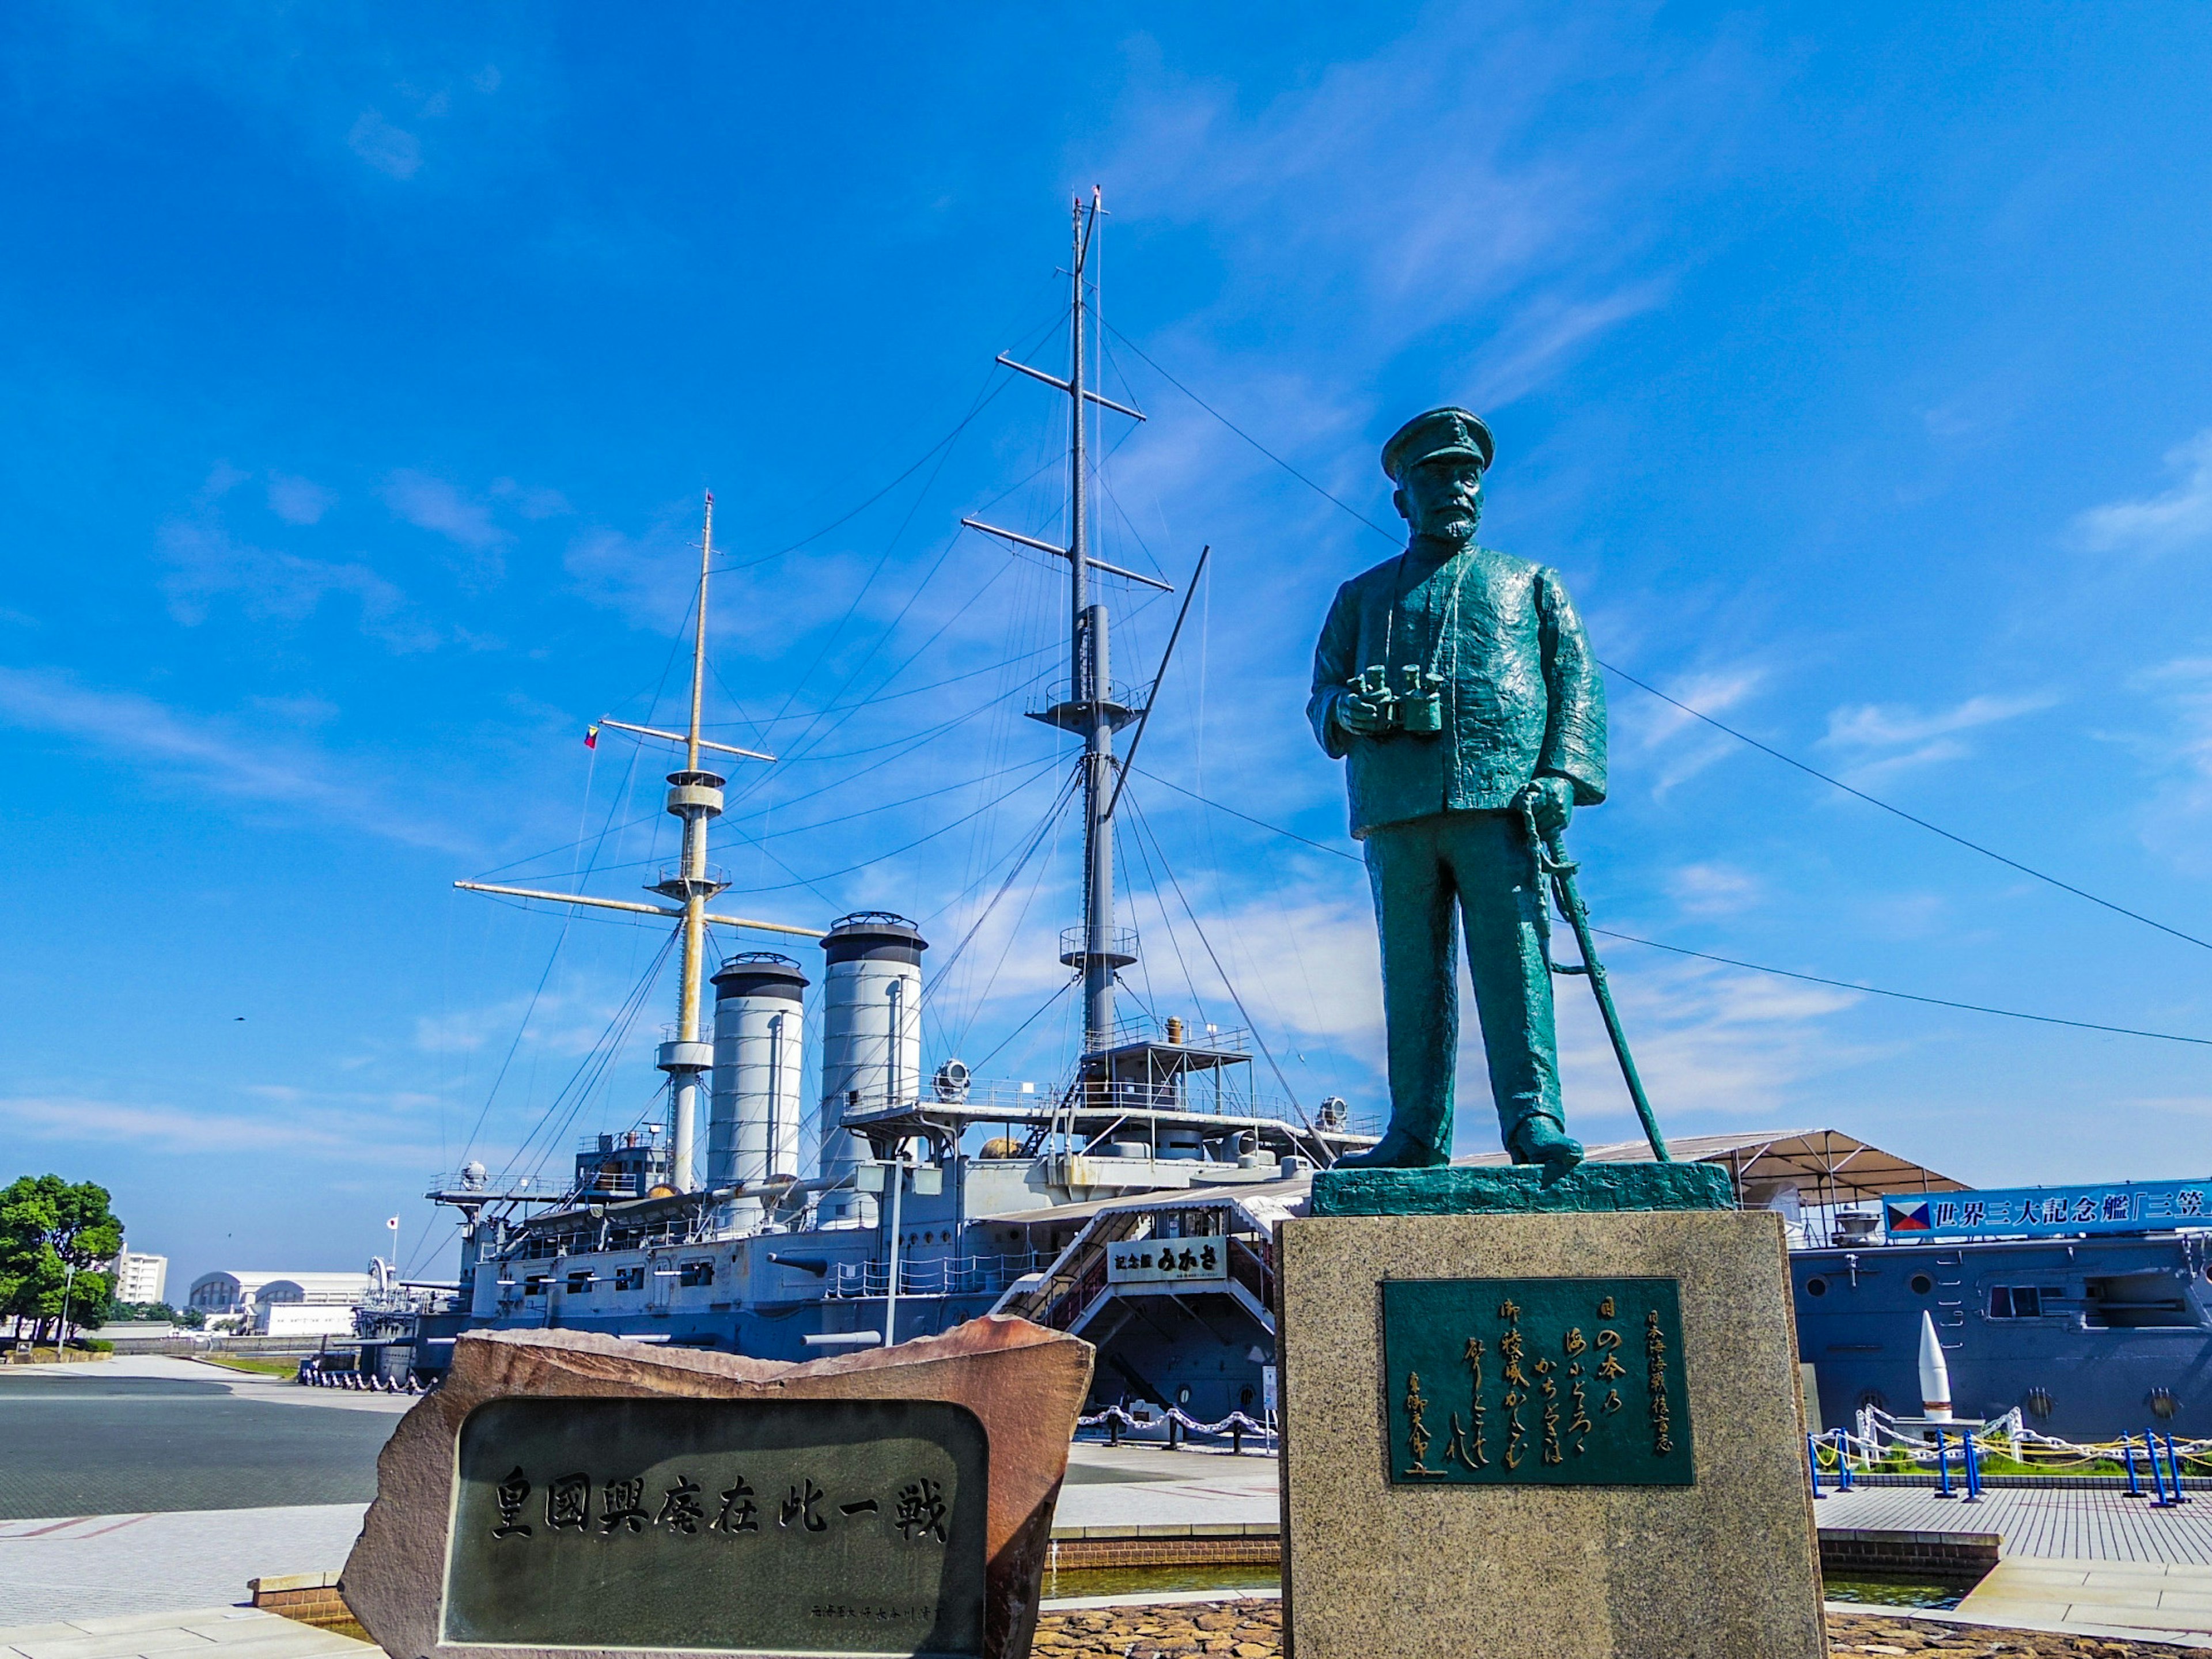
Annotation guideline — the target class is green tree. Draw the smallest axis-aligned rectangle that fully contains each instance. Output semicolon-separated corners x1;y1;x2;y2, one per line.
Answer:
0;1176;123;1344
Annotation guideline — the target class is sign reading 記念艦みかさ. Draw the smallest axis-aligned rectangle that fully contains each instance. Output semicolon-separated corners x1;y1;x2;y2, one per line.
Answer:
1380;1278;1693;1488
443;1396;988;1656
1105;1240;1227;1285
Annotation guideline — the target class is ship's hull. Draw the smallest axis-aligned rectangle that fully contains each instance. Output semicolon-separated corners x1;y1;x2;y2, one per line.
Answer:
1793;1230;2212;1440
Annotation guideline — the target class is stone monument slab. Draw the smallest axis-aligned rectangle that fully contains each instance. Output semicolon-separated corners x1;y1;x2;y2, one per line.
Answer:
342;1317;1091;1659
1277;1210;1825;1659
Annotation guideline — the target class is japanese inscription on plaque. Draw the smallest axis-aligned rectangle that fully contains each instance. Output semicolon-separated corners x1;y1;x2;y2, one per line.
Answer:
1380;1277;1693;1487
444;1396;987;1656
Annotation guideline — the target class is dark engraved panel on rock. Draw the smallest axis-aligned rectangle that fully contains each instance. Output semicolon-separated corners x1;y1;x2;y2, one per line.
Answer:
444;1396;988;1656
1380;1277;1693;1487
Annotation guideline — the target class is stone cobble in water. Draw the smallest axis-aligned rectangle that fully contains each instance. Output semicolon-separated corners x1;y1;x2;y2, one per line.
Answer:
1029;1599;2206;1657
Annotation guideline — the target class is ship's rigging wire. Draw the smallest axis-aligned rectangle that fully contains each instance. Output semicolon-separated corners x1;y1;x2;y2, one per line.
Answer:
931;771;1078;1058
726;762;1066;894
967;978;1078;1075
715;642;1060;728
1098;317;2212;962
706;307;1063;577
494;929;681;1196
1135;768;2212;1052
1122;791;1330;1160
743;349;1030;755
551;754;1069;882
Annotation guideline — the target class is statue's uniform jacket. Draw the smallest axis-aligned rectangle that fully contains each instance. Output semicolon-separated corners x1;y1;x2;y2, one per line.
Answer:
1306;539;1606;835
1307;537;1607;1160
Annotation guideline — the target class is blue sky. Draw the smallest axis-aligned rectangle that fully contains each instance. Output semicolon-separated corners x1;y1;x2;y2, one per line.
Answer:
5;4;2212;1288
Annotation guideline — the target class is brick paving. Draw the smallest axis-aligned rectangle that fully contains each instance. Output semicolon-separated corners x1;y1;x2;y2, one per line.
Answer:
1030;1597;2212;1656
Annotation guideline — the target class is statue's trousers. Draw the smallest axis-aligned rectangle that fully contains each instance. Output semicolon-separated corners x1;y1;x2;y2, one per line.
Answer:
1363;809;1563;1155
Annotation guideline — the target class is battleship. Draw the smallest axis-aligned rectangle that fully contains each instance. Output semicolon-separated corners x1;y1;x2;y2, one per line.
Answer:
399;193;1373;1424
374;199;2212;1446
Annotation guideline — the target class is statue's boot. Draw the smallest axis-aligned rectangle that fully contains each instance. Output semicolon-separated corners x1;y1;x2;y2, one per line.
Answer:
1507;1115;1585;1178
1334;1117;1452;1169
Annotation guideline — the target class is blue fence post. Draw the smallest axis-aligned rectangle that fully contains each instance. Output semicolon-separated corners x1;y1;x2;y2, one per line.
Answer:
1932;1429;1955;1498
2168;1435;2191;1503
2124;1434;2142;1497
1836;1432;1855;1491
1961;1430;1982;1503
2150;1429;2176;1508
1807;1434;1825;1498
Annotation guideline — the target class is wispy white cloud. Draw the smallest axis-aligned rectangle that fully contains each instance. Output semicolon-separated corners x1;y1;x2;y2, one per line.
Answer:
2130;656;2212;874
381;471;510;578
1465;280;1674;411
2073;429;2212;556
1100;16;1756;406
1612;664;1765;797
266;471;335;525
0;666;471;853
347;109;421;179
491;477;571;520
159;521;440;651
1666;862;1763;918
0;1093;437;1160
1820;691;2057;783
1551;954;1868;1132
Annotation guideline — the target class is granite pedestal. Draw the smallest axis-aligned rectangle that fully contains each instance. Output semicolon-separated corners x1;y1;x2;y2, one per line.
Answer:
1277;1202;1825;1659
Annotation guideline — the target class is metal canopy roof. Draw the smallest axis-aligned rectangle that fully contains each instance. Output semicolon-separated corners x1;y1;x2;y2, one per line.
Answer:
1456;1127;1966;1202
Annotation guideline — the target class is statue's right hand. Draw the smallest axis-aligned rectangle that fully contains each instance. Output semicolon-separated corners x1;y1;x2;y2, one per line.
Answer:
1334;692;1390;737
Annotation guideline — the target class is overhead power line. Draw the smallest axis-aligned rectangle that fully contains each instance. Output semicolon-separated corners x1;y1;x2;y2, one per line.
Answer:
1139;771;2212;1051
1105;321;2212;959
1595;664;2212;955
1590;928;2212;1050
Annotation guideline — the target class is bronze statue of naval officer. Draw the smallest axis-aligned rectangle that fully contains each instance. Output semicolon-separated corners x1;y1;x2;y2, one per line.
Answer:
1308;407;1605;1174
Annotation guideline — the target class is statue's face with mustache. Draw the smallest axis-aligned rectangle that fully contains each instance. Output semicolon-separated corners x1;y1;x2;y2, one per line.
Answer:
1393;453;1486;546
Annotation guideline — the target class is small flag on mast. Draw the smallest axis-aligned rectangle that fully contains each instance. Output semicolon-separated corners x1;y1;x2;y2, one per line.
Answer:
584;725;599;749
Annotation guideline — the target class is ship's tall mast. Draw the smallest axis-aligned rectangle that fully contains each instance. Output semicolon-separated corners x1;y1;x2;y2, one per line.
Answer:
961;191;1165;1060
1067;195;1118;1056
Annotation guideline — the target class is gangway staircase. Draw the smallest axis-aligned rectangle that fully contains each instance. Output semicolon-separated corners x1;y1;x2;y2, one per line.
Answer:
988;1188;1290;1340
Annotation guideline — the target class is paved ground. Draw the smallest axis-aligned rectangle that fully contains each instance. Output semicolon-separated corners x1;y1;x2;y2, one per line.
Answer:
1057;1442;1278;1532
1957;1557;2212;1645
1816;1479;2212;1564
0;1361;407;1521
0;1607;368;1659
0;1509;371;1629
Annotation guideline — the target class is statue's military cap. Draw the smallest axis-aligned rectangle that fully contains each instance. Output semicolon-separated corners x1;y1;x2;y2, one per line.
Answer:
1381;406;1495;482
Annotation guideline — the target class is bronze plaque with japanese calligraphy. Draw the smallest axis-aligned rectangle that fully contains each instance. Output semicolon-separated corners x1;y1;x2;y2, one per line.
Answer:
443;1396;988;1656
1380;1277;1692;1486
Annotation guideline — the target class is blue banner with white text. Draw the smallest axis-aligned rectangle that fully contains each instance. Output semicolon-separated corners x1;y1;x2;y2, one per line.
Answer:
1883;1180;2212;1240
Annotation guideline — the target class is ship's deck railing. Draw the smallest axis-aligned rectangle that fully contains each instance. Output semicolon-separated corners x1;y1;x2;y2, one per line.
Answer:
575;1132;665;1155
821;1249;1054;1301
1094;1016;1251;1053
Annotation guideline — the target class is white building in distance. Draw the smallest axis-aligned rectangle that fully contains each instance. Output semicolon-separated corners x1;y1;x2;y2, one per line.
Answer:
187;1271;371;1320
111;1252;167;1304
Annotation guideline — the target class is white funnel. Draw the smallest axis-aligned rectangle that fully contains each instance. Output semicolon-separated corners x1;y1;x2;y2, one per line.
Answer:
1918;1310;1953;1421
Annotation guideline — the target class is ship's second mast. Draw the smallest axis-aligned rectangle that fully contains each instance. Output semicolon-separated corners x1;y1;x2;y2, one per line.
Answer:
964;191;1164;1060
1067;194;1119;1058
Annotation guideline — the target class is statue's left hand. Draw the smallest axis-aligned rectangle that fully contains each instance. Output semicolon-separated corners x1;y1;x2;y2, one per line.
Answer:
1525;775;1574;836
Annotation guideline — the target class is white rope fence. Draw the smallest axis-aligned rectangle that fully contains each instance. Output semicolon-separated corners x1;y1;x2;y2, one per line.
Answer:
1077;1403;1275;1442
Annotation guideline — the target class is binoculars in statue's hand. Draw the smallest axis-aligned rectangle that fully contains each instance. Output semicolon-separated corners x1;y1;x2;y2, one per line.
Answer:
1353;664;1446;736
